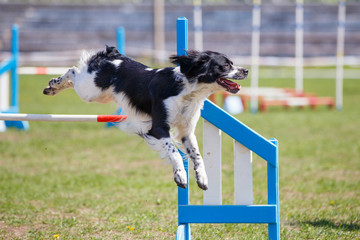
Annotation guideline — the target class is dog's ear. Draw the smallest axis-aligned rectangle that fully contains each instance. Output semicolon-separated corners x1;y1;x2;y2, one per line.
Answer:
170;50;210;76
105;45;120;55
169;54;194;75
197;52;210;64
188;50;211;68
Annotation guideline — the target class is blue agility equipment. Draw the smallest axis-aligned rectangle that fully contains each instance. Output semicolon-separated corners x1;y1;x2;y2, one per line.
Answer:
0;25;29;131
117;27;126;55
175;17;280;240
106;27;126;128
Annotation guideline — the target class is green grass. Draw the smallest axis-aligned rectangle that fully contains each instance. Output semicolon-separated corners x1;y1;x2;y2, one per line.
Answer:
0;68;359;239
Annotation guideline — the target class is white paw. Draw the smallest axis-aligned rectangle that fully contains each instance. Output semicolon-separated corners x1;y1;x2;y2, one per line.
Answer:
174;168;187;189
195;167;208;190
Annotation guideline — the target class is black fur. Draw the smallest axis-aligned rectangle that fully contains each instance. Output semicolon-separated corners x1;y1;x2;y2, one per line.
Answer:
90;46;184;116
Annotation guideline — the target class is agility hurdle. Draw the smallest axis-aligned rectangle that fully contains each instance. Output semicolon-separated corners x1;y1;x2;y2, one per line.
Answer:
0;25;29;131
176;17;280;240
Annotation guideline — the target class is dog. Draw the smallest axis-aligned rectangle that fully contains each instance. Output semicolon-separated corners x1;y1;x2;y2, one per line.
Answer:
43;46;248;190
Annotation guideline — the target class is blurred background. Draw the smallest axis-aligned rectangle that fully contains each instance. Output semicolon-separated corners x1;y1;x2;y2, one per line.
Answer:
0;0;359;67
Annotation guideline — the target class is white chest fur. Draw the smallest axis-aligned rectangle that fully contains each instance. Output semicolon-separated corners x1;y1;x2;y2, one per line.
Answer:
164;95;203;130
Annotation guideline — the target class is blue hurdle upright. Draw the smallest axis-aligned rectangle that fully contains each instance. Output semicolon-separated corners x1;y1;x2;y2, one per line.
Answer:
106;27;126;128
175;17;280;240
0;25;29;131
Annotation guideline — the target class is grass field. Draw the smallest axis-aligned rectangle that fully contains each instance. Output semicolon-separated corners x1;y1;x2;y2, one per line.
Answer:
0;67;359;239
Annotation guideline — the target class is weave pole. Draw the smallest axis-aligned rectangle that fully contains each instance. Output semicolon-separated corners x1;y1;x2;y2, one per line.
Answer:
0;114;127;123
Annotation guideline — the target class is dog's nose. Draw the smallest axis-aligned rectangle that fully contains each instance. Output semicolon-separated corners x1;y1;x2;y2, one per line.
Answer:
243;68;248;75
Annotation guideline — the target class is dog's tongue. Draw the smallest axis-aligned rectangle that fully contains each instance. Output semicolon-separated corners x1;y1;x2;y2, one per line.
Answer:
219;78;241;91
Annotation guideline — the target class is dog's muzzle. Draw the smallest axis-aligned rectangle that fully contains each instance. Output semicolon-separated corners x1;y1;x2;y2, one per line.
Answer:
232;68;248;80
217;68;248;94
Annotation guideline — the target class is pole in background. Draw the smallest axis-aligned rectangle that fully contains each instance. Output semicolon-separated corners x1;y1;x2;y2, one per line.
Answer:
250;0;261;113
11;24;19;110
153;0;165;63
295;0;304;94
193;0;203;51
117;27;125;55
336;0;346;111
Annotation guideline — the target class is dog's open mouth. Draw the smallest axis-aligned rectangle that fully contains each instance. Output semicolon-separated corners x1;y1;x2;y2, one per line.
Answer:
217;78;241;94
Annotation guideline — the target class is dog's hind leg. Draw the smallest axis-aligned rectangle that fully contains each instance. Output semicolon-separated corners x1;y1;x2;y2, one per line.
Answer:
43;67;76;96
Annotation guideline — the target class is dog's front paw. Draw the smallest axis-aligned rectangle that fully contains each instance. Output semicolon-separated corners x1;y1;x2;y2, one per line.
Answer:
43;78;62;96
43;86;56;96
174;168;187;189
195;168;208;191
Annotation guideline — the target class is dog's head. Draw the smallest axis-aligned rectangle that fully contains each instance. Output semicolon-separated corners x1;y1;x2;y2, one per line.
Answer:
170;50;248;94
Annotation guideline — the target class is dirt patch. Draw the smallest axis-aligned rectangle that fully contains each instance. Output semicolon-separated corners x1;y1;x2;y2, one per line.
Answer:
0;221;30;239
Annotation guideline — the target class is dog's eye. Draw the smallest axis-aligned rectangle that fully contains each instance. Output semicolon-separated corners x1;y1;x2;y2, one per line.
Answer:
224;63;230;68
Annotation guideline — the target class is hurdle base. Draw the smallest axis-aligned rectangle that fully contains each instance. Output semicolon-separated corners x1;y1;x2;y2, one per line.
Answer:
1;106;30;131
4;120;29;131
176;224;191;240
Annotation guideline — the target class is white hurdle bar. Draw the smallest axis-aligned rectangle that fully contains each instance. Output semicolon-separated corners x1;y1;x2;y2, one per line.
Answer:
0;114;127;123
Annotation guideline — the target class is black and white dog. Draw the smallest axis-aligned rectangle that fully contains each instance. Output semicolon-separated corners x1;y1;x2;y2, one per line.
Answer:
43;46;248;190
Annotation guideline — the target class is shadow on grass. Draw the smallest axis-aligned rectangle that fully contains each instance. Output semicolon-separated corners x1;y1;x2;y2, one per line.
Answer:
302;219;360;232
